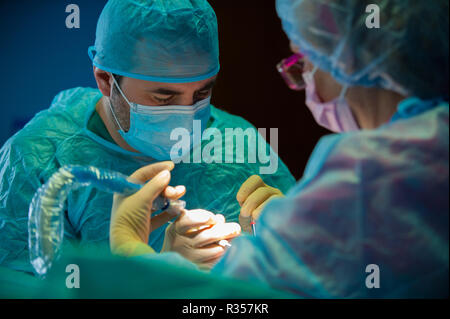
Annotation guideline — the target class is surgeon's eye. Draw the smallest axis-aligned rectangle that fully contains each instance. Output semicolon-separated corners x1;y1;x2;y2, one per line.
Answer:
197;90;212;99
154;96;173;104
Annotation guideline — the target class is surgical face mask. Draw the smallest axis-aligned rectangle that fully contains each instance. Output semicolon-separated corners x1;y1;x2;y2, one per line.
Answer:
109;76;211;160
302;67;359;133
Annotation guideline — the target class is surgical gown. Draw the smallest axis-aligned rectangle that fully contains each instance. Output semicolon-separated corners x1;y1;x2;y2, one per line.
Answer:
214;97;449;298
0;87;296;273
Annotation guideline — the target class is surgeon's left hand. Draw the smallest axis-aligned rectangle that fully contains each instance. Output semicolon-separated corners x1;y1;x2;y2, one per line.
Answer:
110;161;186;257
237;175;284;233
161;209;241;270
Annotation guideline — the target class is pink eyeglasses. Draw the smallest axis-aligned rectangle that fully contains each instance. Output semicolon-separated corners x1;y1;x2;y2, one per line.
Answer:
276;53;306;91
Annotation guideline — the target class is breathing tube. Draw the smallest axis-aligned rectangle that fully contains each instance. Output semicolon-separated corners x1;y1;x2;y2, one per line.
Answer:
28;165;185;278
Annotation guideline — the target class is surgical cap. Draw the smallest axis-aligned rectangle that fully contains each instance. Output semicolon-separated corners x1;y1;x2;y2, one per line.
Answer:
88;0;220;83
276;0;449;100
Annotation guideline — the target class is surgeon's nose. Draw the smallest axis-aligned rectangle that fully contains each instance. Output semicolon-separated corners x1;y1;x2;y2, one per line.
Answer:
178;95;196;106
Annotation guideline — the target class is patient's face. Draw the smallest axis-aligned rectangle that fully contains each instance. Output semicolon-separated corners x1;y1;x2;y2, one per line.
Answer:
110;75;217;132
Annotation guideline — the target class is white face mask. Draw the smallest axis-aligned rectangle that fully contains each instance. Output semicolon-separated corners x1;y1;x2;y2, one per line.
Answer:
302;67;359;133
109;75;211;160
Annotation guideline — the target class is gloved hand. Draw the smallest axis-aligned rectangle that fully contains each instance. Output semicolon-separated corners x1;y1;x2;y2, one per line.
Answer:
110;161;186;257
161;209;241;270
236;175;284;233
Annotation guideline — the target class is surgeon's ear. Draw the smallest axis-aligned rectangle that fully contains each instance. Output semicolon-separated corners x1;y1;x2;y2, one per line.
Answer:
93;66;113;97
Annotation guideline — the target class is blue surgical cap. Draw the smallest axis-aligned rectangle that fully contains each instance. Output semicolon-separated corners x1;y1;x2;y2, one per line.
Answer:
89;0;220;83
276;0;449;100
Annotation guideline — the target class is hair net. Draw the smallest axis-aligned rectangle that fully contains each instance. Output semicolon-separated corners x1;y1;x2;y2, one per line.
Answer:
88;0;220;83
276;0;449;100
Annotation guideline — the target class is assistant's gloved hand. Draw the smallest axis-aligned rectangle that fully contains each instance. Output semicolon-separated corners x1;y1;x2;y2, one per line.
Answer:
161;209;241;270
110;161;186;257
236;175;284;233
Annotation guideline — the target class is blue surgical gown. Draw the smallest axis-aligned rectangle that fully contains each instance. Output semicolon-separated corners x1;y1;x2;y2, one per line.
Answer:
0;87;296;273
214;97;449;298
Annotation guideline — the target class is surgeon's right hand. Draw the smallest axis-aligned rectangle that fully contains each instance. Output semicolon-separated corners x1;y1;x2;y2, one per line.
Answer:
161;209;241;270
110;161;185;257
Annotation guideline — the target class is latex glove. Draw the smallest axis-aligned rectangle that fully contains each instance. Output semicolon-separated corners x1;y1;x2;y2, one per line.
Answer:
236;175;284;233
161;209;241;270
110;161;186;257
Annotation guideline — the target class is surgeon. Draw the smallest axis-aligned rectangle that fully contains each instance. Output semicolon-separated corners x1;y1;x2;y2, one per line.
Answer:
213;0;449;297
108;0;448;297
0;0;295;273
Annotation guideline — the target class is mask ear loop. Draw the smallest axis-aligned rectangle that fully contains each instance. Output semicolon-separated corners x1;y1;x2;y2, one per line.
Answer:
109;75;127;133
338;84;349;102
336;84;360;131
111;74;134;108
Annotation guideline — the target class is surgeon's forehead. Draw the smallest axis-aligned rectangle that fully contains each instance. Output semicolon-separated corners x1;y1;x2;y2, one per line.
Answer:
125;75;217;93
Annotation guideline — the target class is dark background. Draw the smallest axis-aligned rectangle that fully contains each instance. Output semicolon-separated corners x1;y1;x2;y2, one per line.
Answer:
0;0;330;180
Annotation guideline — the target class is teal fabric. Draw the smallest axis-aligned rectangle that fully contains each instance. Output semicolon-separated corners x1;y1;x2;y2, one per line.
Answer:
214;98;449;298
89;0;220;83
276;0;449;99
0;244;298;299
87;109;116;145
0;87;296;274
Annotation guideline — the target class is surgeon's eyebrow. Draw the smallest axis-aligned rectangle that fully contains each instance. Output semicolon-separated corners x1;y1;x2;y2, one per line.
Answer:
149;79;217;96
196;79;216;92
150;88;183;95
